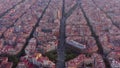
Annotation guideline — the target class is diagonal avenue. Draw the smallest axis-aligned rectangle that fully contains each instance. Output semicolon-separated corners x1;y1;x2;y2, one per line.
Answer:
56;0;79;68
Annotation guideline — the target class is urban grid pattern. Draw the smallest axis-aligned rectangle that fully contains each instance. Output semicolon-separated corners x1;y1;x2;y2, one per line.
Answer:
0;0;120;68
